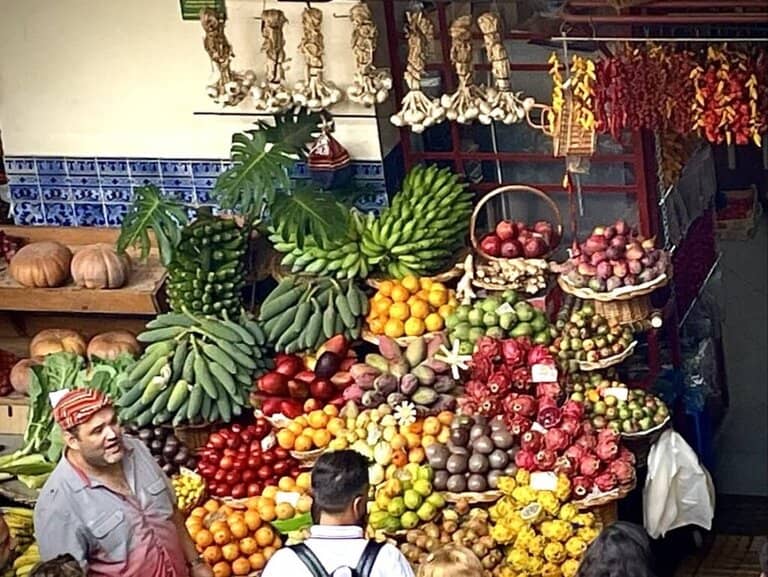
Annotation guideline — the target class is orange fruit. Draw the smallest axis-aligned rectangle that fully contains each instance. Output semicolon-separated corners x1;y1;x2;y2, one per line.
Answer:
190;506;208;519
210;520;229;535
323;404;339;417
212;561;232;577
229;520;249;540
409;299;430;320
438;304;455;318
275;502;295;520
276;429;296;450
213;526;232;546
416;289;430;300
294;434;313;452
404;317;426;337
221;542;241;561
428;290;449;307
389;302;410;321
232;557;251;576
423;416;441;436
437;411;454;426
421;434;436;448
312;429;332;448
327;416;344;436
258;502;276;522
378;280;394;297
419;278;434;290
203;545;223;564
278;476;296;492
239;537;259;556
245;497;261;511
287;421;304;437
262;486;279;501
401;275;420;293
296;472;312;491
384;318;405;338
244;510;262;532
262;546;277;561
203;499;220;513
391;285;410;303
248;552;267;571
255;526;276;548
390;433;408;450
373;297;393;316
368;317;386;335
424;313;444;332
218;505;234;518
272;534;283;548
308;410;329;429
296;495;313;514
295;415;309;428
195;529;214;548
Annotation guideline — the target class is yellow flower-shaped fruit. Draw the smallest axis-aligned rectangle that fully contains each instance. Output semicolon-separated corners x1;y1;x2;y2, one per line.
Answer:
512;486;537;506
516;469;531;486
537;491;560;516
544;541;567;564
578;527;600;544
527;555;545;574
527;535;547;557
508;548;530;571
498;476;517;495
571;513;595;528
491;524;515;545
542;562;563;577
565;536;588;558
561;559;581;577
558;503;578;522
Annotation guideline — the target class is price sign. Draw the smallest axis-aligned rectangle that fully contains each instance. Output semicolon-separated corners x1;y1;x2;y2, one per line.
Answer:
496;302;515;315
603;387;629;402
530;472;558;491
532;364;558;383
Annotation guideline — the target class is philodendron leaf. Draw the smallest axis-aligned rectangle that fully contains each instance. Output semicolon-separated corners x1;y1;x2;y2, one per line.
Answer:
270;186;351;247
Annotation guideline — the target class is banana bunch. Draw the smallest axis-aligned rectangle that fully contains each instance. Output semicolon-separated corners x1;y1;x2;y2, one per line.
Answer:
171;469;206;513
1;507;34;552
9;544;38;577
166;212;248;319
269;210;376;280
361;164;472;279
117;309;268;427
259;277;369;353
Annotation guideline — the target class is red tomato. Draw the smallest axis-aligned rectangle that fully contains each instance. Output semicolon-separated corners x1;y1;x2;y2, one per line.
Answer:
231;424;242;434
273;447;290;460
257;465;273;480
247;454;263;469
214;485;229;497
219;456;234;471
242;469;257;484
208;433;226;450
273;461;290;476
247;482;263;497
262;452;276;465
231;483;246;499
214;469;228;482
226;470;241;485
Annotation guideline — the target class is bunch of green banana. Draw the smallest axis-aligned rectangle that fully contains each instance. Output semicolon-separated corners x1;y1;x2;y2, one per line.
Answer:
117;309;269;427
268;210;377;280
258;277;368;353
166;211;248;318
9;543;38;577
1;507;34;552
361;164;472;279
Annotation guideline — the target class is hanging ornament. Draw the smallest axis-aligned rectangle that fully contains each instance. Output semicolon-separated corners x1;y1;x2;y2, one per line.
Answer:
293;6;343;112
440;15;486;124
251;9;293;113
200;8;256;106
308;120;353;190
347;1;393;107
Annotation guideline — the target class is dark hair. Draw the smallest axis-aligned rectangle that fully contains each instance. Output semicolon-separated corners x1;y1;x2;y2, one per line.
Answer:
311;450;370;514
31;554;84;577
577;522;656;577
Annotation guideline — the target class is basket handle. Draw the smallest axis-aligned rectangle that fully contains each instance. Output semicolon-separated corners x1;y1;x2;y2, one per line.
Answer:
526;103;556;137
470;185;564;258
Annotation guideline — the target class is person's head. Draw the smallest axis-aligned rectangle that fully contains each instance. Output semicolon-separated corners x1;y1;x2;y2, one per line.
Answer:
30;554;84;577
417;544;484;577
577;522;655;577
54;389;123;468
0;515;10;570
311;450;370;525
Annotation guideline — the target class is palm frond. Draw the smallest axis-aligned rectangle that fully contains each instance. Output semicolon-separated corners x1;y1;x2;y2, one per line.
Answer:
116;185;188;265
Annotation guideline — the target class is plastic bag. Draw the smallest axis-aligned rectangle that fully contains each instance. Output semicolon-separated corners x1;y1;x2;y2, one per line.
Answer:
643;429;715;538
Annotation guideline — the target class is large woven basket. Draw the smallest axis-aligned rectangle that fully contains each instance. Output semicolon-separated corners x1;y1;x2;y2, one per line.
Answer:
526;99;596;158
622;416;671;468
174;423;214;451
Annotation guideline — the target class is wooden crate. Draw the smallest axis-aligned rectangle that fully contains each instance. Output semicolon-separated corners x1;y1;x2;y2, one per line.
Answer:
0;395;29;435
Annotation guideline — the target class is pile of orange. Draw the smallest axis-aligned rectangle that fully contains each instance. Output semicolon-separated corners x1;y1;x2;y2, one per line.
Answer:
366;276;458;339
186;498;284;577
276;406;345;453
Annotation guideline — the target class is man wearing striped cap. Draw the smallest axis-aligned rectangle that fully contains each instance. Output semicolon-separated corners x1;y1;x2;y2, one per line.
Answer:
33;388;213;577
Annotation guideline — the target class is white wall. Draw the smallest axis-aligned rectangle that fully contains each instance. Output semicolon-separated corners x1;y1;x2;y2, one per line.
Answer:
0;0;388;159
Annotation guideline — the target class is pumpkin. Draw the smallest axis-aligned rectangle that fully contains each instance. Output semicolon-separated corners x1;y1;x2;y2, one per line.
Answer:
29;329;87;357
70;244;131;289
87;330;141;360
10;357;43;395
9;241;72;288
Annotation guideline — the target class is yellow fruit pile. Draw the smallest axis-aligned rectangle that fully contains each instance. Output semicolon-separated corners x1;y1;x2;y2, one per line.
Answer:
276;405;344;452
490;471;600;577
367;276;457;338
173;469;206;513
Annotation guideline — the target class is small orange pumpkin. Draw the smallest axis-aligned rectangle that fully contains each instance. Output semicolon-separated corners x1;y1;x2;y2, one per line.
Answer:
10;357;44;394
70;244;131;289
9;241;72;288
87;330;141;360
29;329;87;357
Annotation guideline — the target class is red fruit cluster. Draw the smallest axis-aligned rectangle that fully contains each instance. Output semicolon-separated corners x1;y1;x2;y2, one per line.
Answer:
479;220;556;259
0;230;24;264
0;349;19;397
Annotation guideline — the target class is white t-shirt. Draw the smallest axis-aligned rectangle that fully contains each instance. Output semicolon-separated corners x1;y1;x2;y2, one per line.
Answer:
262;525;414;577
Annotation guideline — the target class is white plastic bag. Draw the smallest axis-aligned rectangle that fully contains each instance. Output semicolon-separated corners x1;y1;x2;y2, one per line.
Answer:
643;429;715;538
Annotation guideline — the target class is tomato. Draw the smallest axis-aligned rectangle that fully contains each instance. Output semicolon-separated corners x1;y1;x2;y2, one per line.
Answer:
214;485;230;497
231;483;246;499
226;436;239;449
223;448;237;458
261;452;276;465
247;455;263;469
273;447;290;460
226;470;241;485
290;467;301;479
242;469;257;484
247;483;263;497
208;433;226;450
214;469;228;482
257;465;273;480
273;461;290;476
219;456;234;471
250;441;263;454
208;482;217;493
231;424;242;434
240;431;253;444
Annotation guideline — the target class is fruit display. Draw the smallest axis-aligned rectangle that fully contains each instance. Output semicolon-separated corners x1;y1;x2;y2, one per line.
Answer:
166;213;248;318
478;220;558;260
368;464;446;533
557;220;669;292
258;277;367;353
8;241;72;288
361;164;473;279
490;471;599;577
185;497;283;576
29;328;87;357
426;413;518;493
345;334;461;416
398;504;504;576
86;330;142;361
551;299;635;372
0;349;19;397
366;276;456;339
276;406;343;454
445;292;553;355
474;258;550;295
196;419;301;499
123;425;197;476
569;372;670;435
173;468;207;513
117;310;268;427
9;357;39;396
1;507;38;577
70;243;132;289
0;230;23;265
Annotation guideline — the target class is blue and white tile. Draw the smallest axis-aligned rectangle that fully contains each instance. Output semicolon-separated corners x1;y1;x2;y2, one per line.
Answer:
4;158;36;174
8;173;39;185
101;187;133;203
75;203;107;226
97;158;129;175
69;175;100;188
161;175;194;188
193;176;217;190
160;160;192;176
71;186;103;202
195;188;214;205
220;161;233;172
35;158;67;175
191;161;223;178
101;175;133;187
9;185;41;202
352;162;384;180
104;204;128;227
44;202;75;226
163;187;196;204
41;186;71;201
128;159;160;175
132;175;163;187
66;158;97;174
40;173;70;186
12;201;46;226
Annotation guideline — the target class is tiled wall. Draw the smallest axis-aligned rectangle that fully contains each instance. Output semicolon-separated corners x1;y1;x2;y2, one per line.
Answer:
4;156;388;227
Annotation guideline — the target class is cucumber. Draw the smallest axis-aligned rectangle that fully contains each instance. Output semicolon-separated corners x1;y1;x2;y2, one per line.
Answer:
167;379;191;413
258;285;303;322
193;353;219;400
137;326;188;343
186;382;204;421
208;361;238;400
216;394;232;423
151;384;175;415
200;343;237;374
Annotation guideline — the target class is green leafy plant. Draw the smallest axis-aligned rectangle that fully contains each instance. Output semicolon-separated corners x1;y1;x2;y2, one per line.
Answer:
270;184;351;247
116;185;188;266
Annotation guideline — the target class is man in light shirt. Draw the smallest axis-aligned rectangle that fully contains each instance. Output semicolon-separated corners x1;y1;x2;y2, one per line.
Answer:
262;450;414;577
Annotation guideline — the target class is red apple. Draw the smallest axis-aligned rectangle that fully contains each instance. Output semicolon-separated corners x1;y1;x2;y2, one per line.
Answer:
495;220;517;241
480;234;502;257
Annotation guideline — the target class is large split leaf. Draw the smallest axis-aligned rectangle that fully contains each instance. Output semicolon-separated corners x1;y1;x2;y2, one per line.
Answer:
270;185;351;247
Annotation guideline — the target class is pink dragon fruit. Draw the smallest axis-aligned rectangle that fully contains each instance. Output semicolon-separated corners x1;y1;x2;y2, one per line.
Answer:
595;472;618;492
581;420;596;437
560;417;583;438
595;438;620;462
554;455;576;476
609;459;636;485
545;428;572;452
572;476;593;498
527;344;552;366
515;449;536;470
565;444;586;465
535;449;557;471
536;382;562;400
537;398;563;429
521;430;544;453
487;371;512;395
575;433;597;450
508;366;533;392
505;394;537;418
597;429;620;445
475;337;501;360
505;414;533;436
342;384;364;402
562;400;585;421
579;452;602;477
501;339;525;366
618;447;636;466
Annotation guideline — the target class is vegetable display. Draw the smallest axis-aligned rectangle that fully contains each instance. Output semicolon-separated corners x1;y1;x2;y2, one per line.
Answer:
70;244;131;290
9;242;72;288
369;464;446;533
124;425;197;476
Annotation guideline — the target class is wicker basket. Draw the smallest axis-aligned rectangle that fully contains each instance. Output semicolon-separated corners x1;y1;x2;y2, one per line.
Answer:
526;100;596;158
574;479;636;528
578;341;637;371
622;416;671;468
594;296;652;325
174;423;214;451
444;490;503;504
589;500;619;527
291;447;326;469
470;185;563;262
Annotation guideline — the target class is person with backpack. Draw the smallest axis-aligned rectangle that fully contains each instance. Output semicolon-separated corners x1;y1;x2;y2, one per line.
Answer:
261;450;415;577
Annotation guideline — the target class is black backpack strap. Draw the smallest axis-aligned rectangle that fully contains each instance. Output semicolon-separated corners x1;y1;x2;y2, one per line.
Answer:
290;543;330;577
354;541;385;577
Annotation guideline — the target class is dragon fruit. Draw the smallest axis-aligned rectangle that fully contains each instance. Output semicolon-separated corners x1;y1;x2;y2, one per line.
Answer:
560;417;583;438
617;447;636;466
505;413;533;436
572;476;593;498
575;433;597;450
595;438;619;462
579;452;601;477
535;382;562;400
508;366;533;391
545;428;572;452
505;394;537;418
595;472;618;492
535;449;557;471
565;444;586;465
476;337;502;360
515;449;537;470
527;344;552;366
609;459;635;485
597;429;620;445
562;400;585;421
537;398;563;429
501;339;526;366
521;430;544;453
488;371;512;395
554;456;576;476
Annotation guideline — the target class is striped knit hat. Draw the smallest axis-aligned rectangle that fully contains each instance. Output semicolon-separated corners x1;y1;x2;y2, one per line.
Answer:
52;388;112;430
